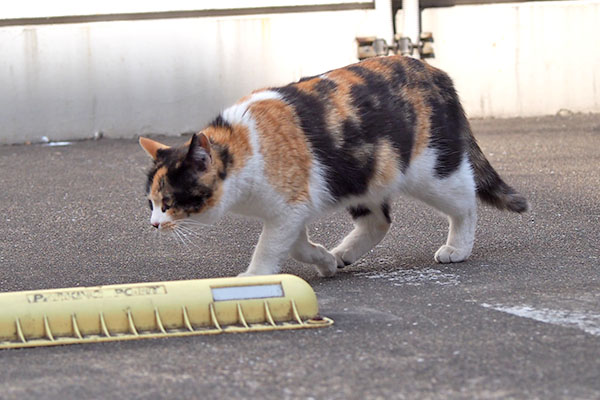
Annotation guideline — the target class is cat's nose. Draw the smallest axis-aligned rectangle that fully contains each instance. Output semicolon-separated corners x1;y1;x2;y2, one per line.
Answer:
152;222;160;229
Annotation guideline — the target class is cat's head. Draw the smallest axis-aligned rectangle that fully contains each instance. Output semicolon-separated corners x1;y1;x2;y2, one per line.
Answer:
139;133;222;230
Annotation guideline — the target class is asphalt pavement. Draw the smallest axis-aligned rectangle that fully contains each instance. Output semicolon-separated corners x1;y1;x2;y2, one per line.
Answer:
1;114;599;399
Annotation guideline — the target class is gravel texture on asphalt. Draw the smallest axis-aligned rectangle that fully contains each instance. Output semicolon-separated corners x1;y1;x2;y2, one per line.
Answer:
1;114;599;399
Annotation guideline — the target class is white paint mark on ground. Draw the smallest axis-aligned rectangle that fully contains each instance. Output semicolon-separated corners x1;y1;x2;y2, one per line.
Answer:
43;141;72;147
354;268;460;286
481;303;600;337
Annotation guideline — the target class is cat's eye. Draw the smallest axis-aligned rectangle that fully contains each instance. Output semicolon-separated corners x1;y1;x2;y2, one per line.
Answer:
161;200;172;213
148;200;153;210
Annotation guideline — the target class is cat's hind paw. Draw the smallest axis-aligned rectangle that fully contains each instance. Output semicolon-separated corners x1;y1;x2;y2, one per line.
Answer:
434;245;470;263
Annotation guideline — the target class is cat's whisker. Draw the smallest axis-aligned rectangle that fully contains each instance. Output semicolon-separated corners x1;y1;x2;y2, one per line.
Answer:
176;227;202;250
174;224;191;237
179;217;208;224
183;231;200;243
174;221;203;234
176;225;203;248
178;232;199;243
169;228;178;244
177;220;208;227
176;225;201;238
173;228;190;250
175;227;191;243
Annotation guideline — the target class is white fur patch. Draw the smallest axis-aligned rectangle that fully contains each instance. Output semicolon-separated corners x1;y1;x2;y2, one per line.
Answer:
307;158;333;214
222;90;283;125
150;200;172;227
221;89;332;219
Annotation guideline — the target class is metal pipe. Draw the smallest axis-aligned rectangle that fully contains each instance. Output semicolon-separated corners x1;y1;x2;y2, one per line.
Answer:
375;0;395;46
402;0;420;58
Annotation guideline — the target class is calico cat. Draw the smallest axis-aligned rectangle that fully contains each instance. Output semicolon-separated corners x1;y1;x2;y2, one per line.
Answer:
139;55;527;277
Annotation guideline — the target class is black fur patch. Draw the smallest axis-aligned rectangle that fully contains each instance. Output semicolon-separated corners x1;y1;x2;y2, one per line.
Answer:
313;78;338;94
274;84;370;200
425;69;465;178
347;65;416;169
274;68;417;201
381;202;391;224
273;57;467;200
215;144;233;181
163;152;213;212
209;114;232;131
172;184;213;213
348;205;371;219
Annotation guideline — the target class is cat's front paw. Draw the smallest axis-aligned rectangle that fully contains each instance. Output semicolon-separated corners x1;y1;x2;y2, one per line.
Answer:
332;248;355;269
434;245;470;263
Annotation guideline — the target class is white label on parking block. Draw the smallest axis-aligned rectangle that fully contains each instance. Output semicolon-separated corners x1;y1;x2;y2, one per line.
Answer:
211;284;283;301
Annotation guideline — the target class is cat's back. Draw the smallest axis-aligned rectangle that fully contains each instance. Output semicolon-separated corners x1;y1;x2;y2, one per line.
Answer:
224;55;468;204
269;55;466;199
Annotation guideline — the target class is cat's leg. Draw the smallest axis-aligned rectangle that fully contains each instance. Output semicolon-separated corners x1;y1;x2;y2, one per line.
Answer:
290;227;337;277
410;160;477;263
432;181;477;264
331;202;392;268
433;204;476;263
239;217;305;276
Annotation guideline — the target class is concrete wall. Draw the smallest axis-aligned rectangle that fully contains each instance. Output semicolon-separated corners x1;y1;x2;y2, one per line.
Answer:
416;0;600;118
0;7;380;144
2;1;600;143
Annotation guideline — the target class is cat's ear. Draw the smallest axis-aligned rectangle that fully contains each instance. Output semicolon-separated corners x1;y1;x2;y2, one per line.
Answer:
139;137;169;160
186;132;212;171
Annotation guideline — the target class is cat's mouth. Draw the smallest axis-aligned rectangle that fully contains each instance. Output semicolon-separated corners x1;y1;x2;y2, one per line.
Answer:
153;218;203;249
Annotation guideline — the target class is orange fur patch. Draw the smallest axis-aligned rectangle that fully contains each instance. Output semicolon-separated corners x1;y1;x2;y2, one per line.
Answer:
394;57;433;158
295;78;321;94
405;87;432;158
360;56;432;159
150;166;167;199
166;208;186;221
372;139;399;187
322;69;365;146
249;99;311;203
359;57;396;80
204;124;252;173
325;68;365;86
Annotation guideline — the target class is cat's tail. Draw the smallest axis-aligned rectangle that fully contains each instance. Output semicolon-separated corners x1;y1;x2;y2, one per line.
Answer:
466;129;529;213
